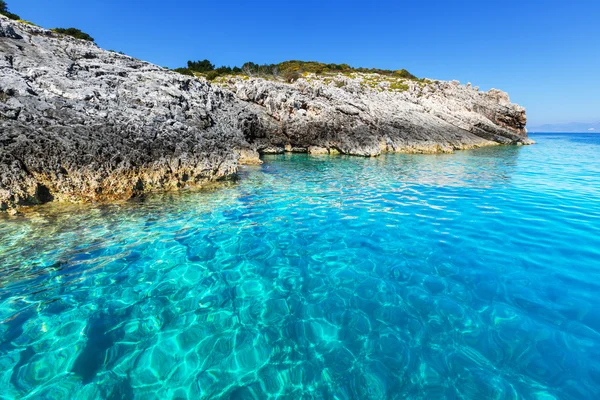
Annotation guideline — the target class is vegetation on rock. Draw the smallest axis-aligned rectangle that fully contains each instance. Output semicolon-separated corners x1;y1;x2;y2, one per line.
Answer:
173;59;420;82
51;27;94;42
389;81;410;91
186;59;215;73
16;19;37;26
2;2;92;41
0;0;20;20
173;68;195;77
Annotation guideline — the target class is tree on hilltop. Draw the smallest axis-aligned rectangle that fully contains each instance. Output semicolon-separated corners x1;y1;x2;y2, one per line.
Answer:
187;60;215;73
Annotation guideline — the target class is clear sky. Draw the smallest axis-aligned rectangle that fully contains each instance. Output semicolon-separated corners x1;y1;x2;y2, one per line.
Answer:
8;0;600;126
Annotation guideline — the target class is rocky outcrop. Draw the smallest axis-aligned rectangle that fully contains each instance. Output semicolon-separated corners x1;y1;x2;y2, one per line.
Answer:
0;17;530;213
219;75;529;157
0;17;260;213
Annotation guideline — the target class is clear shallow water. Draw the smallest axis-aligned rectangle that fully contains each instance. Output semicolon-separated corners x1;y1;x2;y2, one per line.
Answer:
1;133;600;399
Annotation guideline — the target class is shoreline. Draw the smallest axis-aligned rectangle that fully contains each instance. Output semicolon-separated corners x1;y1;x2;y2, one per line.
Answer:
2;145;532;217
1;16;531;213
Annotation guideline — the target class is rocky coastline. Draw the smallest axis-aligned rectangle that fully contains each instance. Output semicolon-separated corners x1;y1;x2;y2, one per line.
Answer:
0;17;531;213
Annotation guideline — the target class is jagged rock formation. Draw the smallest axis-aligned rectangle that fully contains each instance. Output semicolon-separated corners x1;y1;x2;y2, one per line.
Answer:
0;17;262;213
0;17;530;213
222;76;528;156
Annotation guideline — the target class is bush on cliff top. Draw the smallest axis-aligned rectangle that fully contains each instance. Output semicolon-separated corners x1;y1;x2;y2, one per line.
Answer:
204;71;219;81
173;68;195;77
0;0;20;20
51;27;95;42
173;59;420;82
187;59;215;73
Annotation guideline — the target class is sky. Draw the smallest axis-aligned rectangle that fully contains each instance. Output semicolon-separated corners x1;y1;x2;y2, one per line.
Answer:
8;0;600;126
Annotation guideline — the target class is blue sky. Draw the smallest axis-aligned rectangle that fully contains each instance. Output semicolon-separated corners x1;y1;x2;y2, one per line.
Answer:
9;0;600;126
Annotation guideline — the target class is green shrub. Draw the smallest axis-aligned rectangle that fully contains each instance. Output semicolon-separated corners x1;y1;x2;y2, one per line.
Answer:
173;68;195;77
1;10;19;20
174;58;420;83
214;66;233;74
283;69;300;82
393;69;417;80
52;27;94;42
390;81;410;91
16;19;37;26
241;62;276;75
187;59;214;73
204;71;219;81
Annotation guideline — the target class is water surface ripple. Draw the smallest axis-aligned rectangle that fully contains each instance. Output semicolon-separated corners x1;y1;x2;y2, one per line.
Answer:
1;133;600;399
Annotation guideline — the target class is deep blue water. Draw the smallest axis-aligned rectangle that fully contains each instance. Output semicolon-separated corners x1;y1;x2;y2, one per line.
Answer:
1;133;600;399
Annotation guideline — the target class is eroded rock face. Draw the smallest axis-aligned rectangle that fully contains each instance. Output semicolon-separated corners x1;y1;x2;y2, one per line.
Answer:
218;75;530;157
0;17;258;212
0;17;530;213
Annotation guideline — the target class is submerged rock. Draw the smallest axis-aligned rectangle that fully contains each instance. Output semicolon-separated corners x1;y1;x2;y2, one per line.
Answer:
0;16;531;212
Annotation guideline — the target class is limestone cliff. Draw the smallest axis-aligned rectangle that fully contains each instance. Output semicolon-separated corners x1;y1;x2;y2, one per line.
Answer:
0;17;530;213
223;76;528;156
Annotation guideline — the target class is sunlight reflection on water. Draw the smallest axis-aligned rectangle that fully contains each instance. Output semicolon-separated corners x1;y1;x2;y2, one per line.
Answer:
1;133;600;399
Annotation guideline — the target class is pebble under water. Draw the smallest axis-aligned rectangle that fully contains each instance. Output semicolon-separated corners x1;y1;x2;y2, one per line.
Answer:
1;133;600;399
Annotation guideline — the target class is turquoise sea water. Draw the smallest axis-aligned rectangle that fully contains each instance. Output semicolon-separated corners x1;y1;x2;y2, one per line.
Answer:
1;133;600;399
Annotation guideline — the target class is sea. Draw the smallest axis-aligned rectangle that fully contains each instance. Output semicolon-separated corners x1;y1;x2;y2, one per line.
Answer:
0;132;599;399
